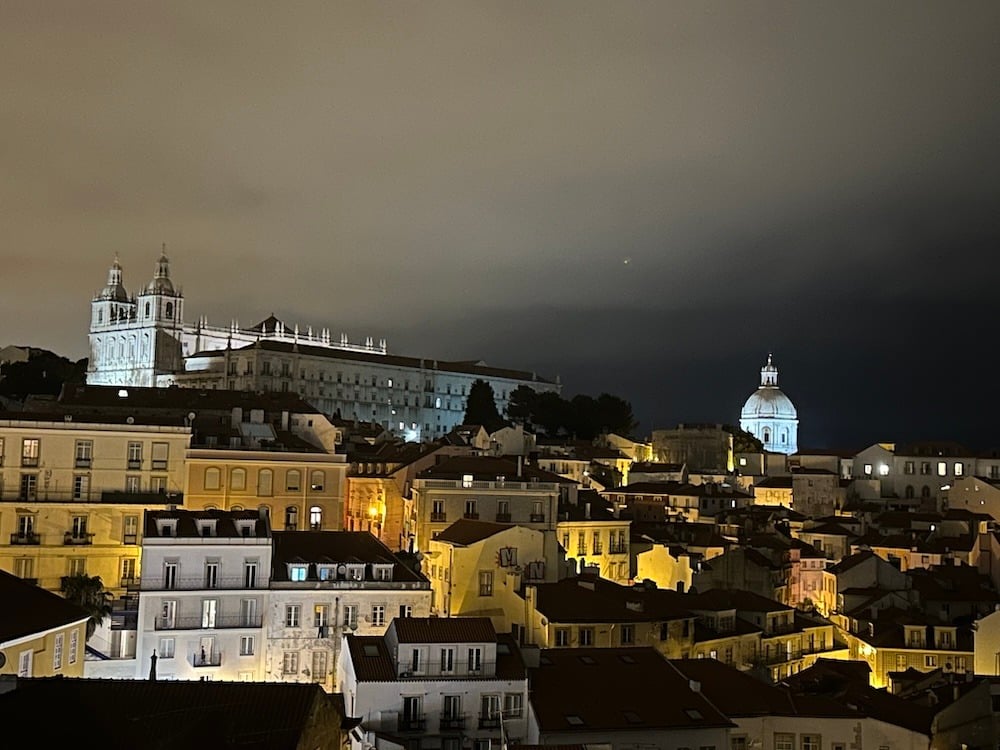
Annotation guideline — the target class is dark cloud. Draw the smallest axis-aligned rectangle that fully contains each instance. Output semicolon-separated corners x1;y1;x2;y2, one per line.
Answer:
2;2;999;446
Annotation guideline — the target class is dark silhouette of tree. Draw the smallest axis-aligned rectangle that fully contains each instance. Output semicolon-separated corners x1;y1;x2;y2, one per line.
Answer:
462;379;506;433
504;387;638;439
61;574;113;640
0;351;87;398
506;385;537;424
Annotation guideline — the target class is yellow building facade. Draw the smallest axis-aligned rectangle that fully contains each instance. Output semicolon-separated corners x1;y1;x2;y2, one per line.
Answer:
556;519;630;583
0;416;190;593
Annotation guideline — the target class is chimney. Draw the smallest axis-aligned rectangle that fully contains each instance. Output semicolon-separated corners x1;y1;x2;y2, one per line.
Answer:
689;679;701;693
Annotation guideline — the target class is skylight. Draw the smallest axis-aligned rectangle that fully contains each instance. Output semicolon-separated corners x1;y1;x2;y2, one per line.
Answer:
362;644;379;657
565;715;584;726
623;711;643;725
684;709;703;720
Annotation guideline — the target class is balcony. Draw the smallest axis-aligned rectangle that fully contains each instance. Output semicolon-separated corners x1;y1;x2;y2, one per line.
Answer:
127;460;142;470
120;576;140;589
191;651;223;668
495;513;512;522
123;534;138;545
156;614;263;631
529;513;546;523
64;532;95;546
439;714;466;730
21;457;39;468
397;661;494;679
609;543;628;554
479;715;501;730
100;490;182;505
141;576;266;591
430;512;447;522
75;458;92;469
419;478;558;492
10;532;40;545
592;547;603;556
397;713;426;732
463;512;480;520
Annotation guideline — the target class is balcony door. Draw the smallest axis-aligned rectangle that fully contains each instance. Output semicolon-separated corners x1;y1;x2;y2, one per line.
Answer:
202;599;218;628
240;598;257;627
160;600;176;629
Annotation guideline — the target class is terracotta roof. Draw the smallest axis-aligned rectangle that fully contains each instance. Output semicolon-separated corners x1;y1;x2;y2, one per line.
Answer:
391;616;496;644
432;519;514;546
0;677;338;749
0;570;89;644
270;531;426;584
529;648;733;733
530;577;693;623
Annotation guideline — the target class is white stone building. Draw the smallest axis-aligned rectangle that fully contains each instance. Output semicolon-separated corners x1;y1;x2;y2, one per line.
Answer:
264;530;432;692
132;509;271;682
87;253;560;440
740;354;799;456
339;617;529;750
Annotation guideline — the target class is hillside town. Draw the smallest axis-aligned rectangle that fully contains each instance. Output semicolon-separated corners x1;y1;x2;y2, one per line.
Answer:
0;255;999;750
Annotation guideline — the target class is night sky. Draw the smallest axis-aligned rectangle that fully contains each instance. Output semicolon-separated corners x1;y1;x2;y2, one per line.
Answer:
3;3;999;449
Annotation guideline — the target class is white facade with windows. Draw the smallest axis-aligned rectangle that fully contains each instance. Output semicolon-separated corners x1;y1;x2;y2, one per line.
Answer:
87;254;560;439
132;509;271;682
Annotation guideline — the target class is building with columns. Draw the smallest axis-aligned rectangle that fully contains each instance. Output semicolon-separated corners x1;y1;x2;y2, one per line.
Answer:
87;253;560;440
740;354;799;456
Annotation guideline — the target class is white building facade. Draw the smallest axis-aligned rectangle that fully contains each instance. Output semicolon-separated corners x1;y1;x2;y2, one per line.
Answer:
740;354;799;456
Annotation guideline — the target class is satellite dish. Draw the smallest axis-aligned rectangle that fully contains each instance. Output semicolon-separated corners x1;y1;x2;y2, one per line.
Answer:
337;564;347;577
126;416;135;424
188;412;196;421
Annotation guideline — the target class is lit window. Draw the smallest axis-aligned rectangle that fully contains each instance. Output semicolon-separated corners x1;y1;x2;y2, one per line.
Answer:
289;565;307;582
863;464;873;476
954;462;964;476
462;474;474;488
937;462;947;477
878;463;889;476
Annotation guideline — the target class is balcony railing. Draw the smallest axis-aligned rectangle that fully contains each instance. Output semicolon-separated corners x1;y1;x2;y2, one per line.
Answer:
479;715;501;730
64;532;95;546
430;512;448;522
529;513;546;522
127;459;142;470
439;714;466;730
463;512;480;520
123;534;138;545
418;479;558;491
495;513;512;522
21;457;39;468
75;458;92;468
120;576;140;589
10;532;40;545
609;543;628;554
156;614;263;631
141;576;267;591
191;651;223;668
398;661;495;679
396;713;426;732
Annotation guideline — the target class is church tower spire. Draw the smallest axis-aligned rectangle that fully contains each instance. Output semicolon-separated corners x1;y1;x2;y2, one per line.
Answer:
760;352;779;387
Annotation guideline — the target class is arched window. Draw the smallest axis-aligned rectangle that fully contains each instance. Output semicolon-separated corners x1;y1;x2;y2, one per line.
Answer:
258;469;273;496
905;485;914;499
231;504;243;511
285;505;299;530
204;467;221;491
780;430;787;445
762;427;771;444
921;485;931;499
310;470;325;492
165;302;174;318
145;301;151;318
310;506;323;530
97;309;103;324
230;468;247;491
258;504;271;519
204;504;218;511
286;470;301;492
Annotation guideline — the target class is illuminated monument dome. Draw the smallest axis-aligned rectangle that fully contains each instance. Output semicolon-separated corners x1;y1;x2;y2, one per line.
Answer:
87;252;560;440
739;354;798;455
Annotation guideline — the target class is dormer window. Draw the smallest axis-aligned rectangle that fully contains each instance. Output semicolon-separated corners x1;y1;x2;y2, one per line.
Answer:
289;564;308;582
235;521;254;538
346;564;365;581
372;564;393;582
156;519;178;537
196;520;217;538
462;474;474;488
317;565;335;581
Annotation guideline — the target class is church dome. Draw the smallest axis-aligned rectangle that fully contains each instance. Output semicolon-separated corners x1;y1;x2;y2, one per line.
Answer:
741;387;797;420
739;354;799;455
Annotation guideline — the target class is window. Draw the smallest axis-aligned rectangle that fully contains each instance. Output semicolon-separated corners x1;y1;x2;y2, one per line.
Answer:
121;558;136;584
621;624;635;645
240;636;254;656
464;499;478;519
314;604;330;628
479;570;494;597
151;442;169;470
127;441;142;468
955;462;964;476
204;467;221;491
372;604;386;627
285;505;299;530
432;499;445;520
904;461;915;474
731;738;748;750
53;633;64;671
244;561;258;588
592;530;602;555
286;470;301;491
159;637;175;659
774;734;795;750
240;598;258;627
410;648;422;672
282;651;299;675
258;469;273;496
312;650;329;682
468;647;483;672
201;599;217;628
937;461;947;477
69;558;86;576
150;475;167;493
163;562;177;589
204;561;219;588
230;468;246;491
801;736;820;750
481;694;500;720
125;475;141;493
21;438;39;467
863;464;873;476
555;628;570;647
285;605;301;628
579;627;595;646
441;647;455;673
310;471;325;491
343;604;358;629
577;531;586;554
925;655;937;668
18;650;33;677
74;440;93;468
309;506;322;530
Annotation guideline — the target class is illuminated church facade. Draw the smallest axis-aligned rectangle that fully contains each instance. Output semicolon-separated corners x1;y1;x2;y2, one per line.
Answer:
88;253;560;440
739;354;799;455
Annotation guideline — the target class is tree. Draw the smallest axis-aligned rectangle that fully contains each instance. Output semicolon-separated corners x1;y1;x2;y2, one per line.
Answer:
505;385;537;425
0;351;87;398
462;379;506;433
61;574;113;640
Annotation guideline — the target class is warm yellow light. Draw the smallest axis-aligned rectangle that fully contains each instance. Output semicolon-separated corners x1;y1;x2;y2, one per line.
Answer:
368;506;378;518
